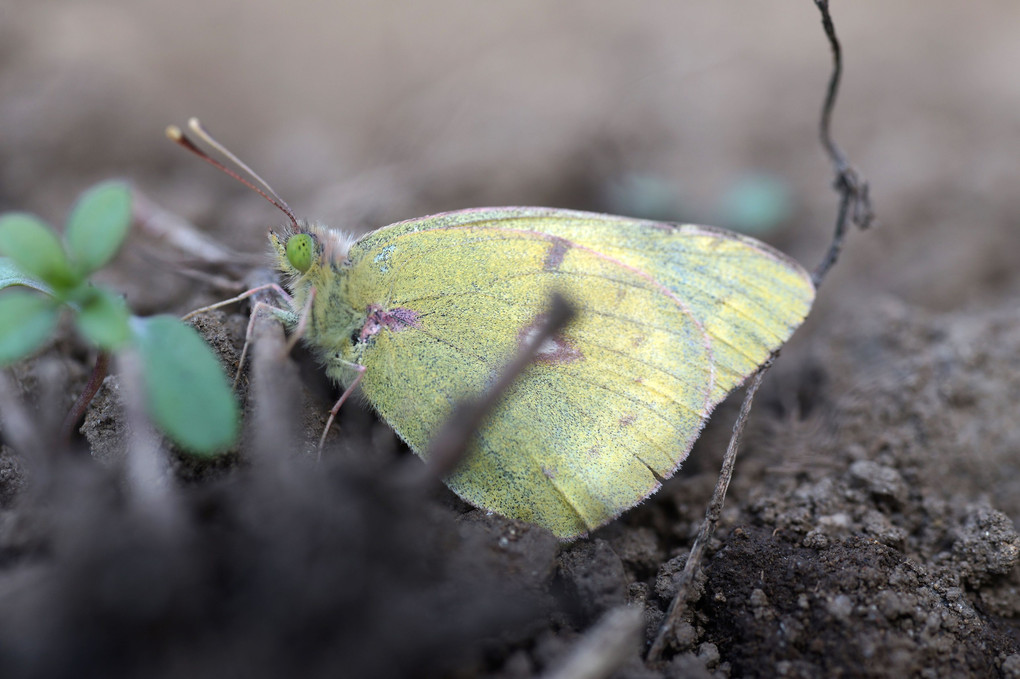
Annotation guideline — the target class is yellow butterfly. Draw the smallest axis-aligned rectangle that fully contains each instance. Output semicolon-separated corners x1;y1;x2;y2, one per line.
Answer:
171;120;815;540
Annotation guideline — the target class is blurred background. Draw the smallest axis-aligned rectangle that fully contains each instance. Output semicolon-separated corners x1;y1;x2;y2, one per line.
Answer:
2;1;1018;322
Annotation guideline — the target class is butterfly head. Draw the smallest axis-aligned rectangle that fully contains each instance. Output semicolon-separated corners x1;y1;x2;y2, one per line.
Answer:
270;220;356;279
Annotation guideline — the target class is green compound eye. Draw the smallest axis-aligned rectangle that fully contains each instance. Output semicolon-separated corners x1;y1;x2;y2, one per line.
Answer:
286;233;314;273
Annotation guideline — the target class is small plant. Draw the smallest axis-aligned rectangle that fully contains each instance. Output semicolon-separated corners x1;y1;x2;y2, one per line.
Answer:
0;181;238;455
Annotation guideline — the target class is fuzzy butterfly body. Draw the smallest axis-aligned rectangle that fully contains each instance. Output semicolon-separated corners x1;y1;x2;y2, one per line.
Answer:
270;206;814;540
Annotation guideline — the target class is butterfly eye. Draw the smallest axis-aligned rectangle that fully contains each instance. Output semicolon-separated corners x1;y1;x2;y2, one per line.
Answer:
285;233;315;273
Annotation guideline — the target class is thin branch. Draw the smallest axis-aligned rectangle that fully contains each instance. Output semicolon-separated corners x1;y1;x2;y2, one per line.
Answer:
647;0;874;662
0;371;43;459
116;351;180;530
647;359;771;661
132;189;259;267
60;351;110;445
816;0;846;173
418;293;575;483
811;0;875;287
244;269;306;465
542;606;644;679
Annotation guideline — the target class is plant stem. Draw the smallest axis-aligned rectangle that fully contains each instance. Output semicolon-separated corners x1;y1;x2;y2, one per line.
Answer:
61;351;110;444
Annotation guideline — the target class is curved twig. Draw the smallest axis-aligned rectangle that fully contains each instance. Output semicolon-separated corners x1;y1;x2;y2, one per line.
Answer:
811;0;875;287
647;0;874;662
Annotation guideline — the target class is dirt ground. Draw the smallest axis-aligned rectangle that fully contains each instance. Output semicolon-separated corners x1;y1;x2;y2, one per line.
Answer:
2;2;1020;677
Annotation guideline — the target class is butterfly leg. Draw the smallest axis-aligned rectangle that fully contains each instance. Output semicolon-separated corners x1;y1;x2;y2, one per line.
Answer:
317;360;366;462
180;282;296;387
233;299;294;388
181;282;294;321
227;285;316;398
282;286;316;357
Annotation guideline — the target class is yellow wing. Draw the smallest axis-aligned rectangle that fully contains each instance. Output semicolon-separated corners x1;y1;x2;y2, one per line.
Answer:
343;208;814;539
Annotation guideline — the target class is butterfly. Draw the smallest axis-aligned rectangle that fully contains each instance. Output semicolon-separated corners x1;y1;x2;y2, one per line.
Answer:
171;119;815;540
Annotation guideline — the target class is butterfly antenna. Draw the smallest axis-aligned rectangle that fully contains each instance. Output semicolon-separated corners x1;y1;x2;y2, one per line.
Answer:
166;118;301;232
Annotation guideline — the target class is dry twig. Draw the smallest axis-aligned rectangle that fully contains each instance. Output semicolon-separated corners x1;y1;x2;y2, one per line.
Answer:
244;269;307;466
542;606;644;679
132;189;245;266
418;293;575;484
647;0;873;661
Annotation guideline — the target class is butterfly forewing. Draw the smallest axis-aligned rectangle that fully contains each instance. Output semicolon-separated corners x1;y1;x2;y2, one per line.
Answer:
355;208;814;401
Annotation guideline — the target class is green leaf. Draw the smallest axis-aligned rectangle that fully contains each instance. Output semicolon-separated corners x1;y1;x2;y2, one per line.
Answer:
0;213;78;289
65;181;133;276
129;315;239;455
0;257;55;296
0;291;60;365
75;288;130;350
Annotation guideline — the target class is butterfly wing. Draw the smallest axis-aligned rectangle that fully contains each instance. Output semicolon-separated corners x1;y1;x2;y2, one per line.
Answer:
344;208;814;538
